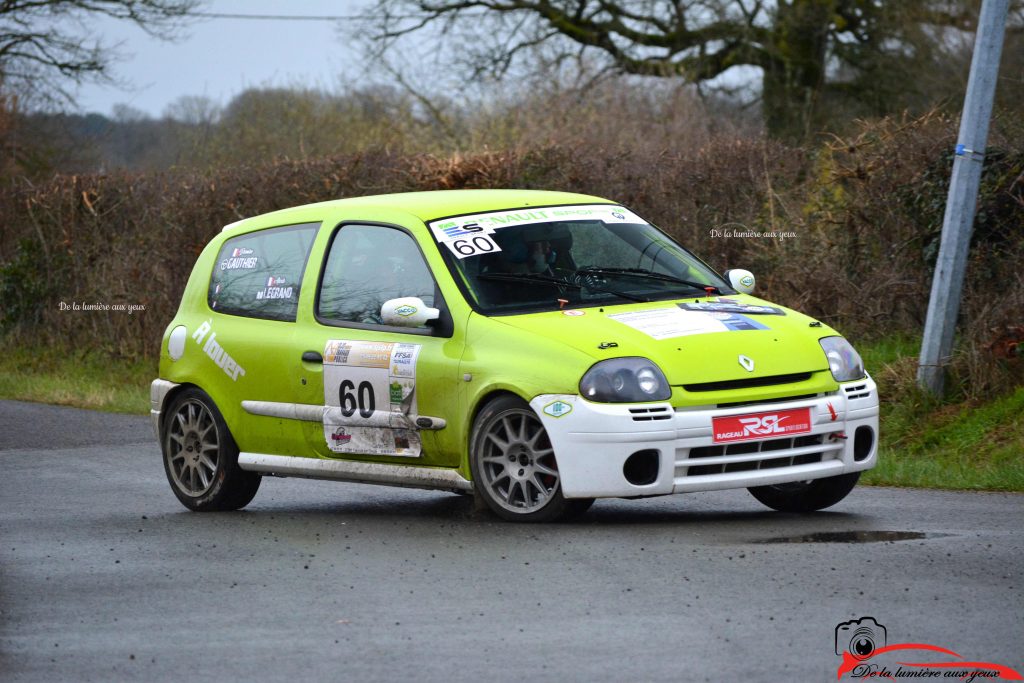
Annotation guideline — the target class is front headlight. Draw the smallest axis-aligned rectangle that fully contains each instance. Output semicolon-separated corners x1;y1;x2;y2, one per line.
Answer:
819;336;865;382
579;357;671;403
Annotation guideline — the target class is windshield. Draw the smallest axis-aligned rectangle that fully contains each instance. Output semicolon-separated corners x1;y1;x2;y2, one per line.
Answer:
428;204;729;314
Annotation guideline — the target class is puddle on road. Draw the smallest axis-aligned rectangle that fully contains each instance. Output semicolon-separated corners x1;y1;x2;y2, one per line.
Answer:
754;530;953;544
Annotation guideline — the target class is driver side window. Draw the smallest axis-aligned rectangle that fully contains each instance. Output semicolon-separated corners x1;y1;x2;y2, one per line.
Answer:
317;224;435;327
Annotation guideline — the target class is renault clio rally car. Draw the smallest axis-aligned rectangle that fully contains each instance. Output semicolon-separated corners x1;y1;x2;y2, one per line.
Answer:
152;189;878;522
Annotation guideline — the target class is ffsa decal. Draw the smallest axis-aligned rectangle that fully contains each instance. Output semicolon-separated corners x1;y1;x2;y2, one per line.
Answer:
322;340;423;457
191;320;246;381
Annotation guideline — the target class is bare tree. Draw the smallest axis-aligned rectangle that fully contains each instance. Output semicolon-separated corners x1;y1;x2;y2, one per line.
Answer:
366;0;1008;139
0;0;198;107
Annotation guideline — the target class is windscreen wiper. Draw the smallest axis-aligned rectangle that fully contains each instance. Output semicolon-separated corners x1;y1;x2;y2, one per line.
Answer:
576;266;720;294
476;272;649;303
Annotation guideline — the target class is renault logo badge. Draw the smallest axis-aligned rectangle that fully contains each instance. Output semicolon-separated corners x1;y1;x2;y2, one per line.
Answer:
738;355;755;372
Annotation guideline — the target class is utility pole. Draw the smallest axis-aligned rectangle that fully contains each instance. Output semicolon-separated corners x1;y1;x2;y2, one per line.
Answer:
917;0;1010;396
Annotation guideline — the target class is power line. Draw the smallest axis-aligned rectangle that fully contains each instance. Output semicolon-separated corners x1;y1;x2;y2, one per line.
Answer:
191;11;485;22
191;12;376;21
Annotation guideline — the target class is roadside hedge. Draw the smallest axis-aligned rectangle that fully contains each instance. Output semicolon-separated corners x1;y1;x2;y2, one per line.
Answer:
1;113;1021;396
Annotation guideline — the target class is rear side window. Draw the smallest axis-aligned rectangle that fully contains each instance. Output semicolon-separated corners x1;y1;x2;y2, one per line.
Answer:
208;223;319;321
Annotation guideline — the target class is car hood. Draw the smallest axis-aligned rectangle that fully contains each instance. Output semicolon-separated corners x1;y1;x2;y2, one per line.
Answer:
491;296;833;386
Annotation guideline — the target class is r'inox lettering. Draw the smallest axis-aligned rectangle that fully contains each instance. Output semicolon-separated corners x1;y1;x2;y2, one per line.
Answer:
189;320;246;381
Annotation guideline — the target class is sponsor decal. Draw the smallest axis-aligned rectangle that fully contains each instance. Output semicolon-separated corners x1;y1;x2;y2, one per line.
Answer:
440;221;486;239
322;340;423;457
562;309;585;316
190;320;246;381
256;285;294;301
219;256;258;270
608;308;719;340
394;304;418;317
427;204;642;244
266;275;286;287
542;400;573;418
331;427;352;444
608;307;768;340
738;354;755;372
231;247;254;258
739;274;755;288
678;301;784;316
712;407;811;443
834;617;1021;681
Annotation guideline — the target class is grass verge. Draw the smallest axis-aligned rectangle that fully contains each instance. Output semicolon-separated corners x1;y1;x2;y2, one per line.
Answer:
0;345;154;415
859;336;1024;492
0;339;1020;492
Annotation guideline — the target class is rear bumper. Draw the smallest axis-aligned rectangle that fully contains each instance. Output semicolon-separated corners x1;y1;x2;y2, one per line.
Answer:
149;379;179;440
531;377;879;499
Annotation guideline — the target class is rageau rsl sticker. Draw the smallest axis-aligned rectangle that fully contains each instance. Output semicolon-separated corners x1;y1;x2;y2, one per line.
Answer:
322;340;423;457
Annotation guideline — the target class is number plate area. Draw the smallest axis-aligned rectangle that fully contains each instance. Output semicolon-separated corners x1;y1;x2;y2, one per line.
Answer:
711;407;812;443
322;340;422;457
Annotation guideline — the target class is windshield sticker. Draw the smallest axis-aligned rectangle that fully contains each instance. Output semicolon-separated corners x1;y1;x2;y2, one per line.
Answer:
678;301;784;316
608;308;771;340
220;255;258;270
446;233;502;259
428;204;643;245
322;340;423;457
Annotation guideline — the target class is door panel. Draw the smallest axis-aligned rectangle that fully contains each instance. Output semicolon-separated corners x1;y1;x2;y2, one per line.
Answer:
297;223;466;467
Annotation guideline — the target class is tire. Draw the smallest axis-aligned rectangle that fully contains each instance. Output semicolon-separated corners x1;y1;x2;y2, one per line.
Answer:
469;395;594;523
160;387;261;511
747;472;860;512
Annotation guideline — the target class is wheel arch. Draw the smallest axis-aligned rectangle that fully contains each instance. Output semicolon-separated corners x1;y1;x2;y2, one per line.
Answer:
462;388;533;478
158;382;204;437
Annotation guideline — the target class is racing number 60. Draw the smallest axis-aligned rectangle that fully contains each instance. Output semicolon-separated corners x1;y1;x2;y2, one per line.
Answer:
339;379;375;418
452;236;496;256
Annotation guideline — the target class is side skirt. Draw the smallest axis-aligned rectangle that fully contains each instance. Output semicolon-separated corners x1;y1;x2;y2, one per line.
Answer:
237;452;473;493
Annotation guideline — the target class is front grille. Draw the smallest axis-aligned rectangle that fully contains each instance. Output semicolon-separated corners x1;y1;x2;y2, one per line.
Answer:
716;393;818;409
629;406;672;421
844;382;871;400
677;433;842;477
682;373;812;393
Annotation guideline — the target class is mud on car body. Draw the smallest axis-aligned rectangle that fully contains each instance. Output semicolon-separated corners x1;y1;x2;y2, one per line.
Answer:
152;189;878;522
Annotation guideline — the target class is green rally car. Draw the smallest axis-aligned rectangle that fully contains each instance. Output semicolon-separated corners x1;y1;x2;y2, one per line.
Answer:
152;189;878;522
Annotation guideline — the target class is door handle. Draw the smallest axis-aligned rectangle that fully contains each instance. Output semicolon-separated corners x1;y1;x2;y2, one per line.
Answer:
301;351;323;363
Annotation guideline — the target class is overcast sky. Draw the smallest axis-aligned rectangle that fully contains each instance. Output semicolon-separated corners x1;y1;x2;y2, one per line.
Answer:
72;0;377;117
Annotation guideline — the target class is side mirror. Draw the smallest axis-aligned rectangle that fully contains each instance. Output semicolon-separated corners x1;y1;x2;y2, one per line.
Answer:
381;297;440;327
724;269;756;294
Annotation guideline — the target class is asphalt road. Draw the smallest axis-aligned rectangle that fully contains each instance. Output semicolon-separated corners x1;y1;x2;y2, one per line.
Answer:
1;399;1022;682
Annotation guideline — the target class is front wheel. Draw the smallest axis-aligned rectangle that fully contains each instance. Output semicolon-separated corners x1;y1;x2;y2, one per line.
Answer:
161;387;261;511
747;472;860;512
470;395;593;522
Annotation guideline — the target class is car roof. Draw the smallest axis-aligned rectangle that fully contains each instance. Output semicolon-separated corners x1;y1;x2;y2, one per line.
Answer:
221;189;614;233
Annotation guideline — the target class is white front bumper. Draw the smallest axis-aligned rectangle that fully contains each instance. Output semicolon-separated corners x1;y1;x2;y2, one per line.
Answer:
531;377;879;499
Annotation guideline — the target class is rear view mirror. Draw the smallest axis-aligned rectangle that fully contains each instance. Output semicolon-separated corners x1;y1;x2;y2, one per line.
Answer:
725;269;756;294
380;297;440;327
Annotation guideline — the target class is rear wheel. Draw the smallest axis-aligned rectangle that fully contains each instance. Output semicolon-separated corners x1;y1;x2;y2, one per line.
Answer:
748;472;860;512
470;395;593;522
161;387;261;511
